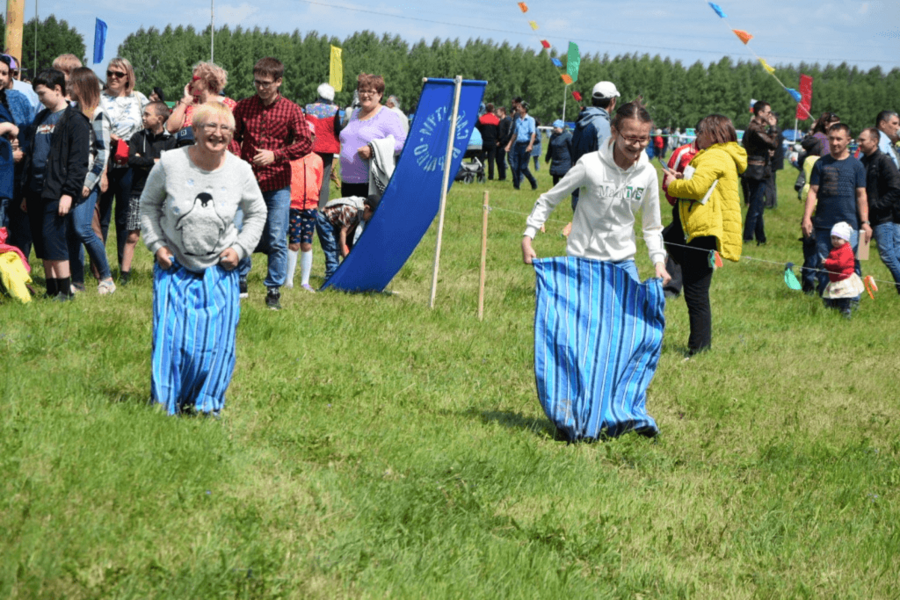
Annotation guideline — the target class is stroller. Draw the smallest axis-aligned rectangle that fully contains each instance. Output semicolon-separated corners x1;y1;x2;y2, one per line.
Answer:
454;157;485;184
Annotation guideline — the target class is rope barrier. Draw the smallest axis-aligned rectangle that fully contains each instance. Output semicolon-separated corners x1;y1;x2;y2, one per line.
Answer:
485;201;900;288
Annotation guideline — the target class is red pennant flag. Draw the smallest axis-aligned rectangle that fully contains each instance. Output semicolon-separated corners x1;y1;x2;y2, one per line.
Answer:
796;74;813;120
572;91;582;101
540;40;550;49
518;2;528;13
561;74;573;85
732;29;753;44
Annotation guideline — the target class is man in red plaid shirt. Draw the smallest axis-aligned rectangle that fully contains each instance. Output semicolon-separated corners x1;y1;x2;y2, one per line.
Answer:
233;56;312;310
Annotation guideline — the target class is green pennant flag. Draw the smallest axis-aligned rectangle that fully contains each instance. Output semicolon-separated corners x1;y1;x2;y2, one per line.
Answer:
567;42;580;84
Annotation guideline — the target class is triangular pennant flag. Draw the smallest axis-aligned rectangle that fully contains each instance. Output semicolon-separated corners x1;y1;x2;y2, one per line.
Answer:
708;2;727;18
708;250;723;271
786;88;802;102
757;57;775;73
529;20;539;30
540;40;551;49
572;91;582;101
560;73;573;85
732;29;753;44
864;275;878;299
551;57;563;68
518;2;528;13
783;262;802;290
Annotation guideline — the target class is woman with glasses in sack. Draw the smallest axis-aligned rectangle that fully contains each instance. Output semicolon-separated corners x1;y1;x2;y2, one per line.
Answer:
97;57;148;284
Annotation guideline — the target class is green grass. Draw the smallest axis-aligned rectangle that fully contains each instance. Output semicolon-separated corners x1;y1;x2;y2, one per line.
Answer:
2;163;899;599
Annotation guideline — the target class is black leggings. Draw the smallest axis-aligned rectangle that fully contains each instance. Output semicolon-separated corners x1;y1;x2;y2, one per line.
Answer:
679;236;718;354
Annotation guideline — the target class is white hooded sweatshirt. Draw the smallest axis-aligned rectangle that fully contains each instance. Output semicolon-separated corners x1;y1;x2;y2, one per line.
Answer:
524;137;666;267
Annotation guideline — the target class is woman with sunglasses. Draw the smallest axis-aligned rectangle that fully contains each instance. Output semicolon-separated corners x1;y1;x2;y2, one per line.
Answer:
140;102;266;416
98;57;148;284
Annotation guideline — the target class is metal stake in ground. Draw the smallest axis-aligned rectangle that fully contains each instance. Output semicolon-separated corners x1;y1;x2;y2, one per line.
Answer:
478;190;489;321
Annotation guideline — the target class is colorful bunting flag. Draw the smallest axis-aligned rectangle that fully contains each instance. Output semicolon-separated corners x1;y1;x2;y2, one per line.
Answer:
757;57;775;73
864;275;878;299
786;88;802;102
551;57;563;68
528;20;538;30
540;40;551;49
567;42;580;84
518;2;528;12
783;263;802;290
732;29;753;44
749;98;757;113
572;91;582;101
708;2;728;18
561;74;573;85
329;46;343;92
708;250;723;271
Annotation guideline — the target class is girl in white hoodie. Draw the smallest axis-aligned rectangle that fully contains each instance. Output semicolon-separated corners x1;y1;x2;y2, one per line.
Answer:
522;100;671;286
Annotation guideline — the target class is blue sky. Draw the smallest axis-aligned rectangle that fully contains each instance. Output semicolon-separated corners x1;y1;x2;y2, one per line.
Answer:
5;0;900;77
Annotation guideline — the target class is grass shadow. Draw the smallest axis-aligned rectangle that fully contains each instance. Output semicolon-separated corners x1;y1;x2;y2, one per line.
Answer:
464;408;559;439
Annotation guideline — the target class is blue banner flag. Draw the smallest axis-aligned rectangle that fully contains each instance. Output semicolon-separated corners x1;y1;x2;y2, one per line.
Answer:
786;88;802;102
551;57;563;68
532;257;664;440
93;19;108;64
708;2;727;18
322;78;486;292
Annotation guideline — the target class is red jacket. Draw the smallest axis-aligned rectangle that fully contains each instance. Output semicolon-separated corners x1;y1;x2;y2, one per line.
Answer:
823;242;855;282
305;101;341;154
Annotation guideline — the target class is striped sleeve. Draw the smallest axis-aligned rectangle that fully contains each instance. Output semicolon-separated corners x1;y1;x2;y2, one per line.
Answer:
85;110;111;191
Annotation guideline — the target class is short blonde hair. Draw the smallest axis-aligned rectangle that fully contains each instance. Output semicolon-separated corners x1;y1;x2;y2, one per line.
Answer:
192;62;228;95
191;101;235;131
107;57;136;94
52;54;82;77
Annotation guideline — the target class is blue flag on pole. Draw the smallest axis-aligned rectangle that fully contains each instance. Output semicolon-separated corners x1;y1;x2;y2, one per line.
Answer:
93;19;108;65
532;257;664;440
322;78;486;292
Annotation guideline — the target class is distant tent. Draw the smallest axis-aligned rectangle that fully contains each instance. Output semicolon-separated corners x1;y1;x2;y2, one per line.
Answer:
323;78;487;293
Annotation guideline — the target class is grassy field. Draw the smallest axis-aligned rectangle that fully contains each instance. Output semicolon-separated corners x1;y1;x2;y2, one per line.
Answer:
2;160;899;599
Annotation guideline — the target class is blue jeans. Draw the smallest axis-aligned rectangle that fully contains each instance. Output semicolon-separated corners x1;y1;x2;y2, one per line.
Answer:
873;221;900;293
512;142;537;190
801;234;818;292
238;186;290;289
742;178;767;243
315;210;339;281
67;189;112;283
0;197;8;228
815;227;859;296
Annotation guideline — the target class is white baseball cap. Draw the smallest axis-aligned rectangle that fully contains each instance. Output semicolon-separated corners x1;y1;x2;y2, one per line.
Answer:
592;81;620;99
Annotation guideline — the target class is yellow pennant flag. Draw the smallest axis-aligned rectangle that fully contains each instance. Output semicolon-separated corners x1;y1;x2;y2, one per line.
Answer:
757;57;775;73
732;29;753;44
518;2;528;12
529;20;538;30
330;45;343;92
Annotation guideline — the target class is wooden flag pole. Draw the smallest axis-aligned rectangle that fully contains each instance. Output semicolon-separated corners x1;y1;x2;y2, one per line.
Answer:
429;75;463;309
478;190;489;321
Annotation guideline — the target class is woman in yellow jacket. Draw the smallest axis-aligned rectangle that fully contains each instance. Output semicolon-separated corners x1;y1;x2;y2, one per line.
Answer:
663;114;747;355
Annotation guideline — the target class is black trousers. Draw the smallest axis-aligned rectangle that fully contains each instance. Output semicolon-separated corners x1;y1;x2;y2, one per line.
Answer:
481;145;497;180
680;235;718;354
661;205;684;297
763;169;779;209
496;146;507;181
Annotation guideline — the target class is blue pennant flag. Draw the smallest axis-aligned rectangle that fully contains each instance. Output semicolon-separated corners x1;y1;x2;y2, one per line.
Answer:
708;2;728;18
786;88;802;102
551;57;563;68
93;19;108;65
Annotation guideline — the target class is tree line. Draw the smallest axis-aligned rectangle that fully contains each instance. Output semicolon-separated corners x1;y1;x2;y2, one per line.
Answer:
3;16;898;133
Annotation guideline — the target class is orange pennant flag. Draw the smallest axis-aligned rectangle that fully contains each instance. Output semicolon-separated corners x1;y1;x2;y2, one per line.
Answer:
561;73;573;85
529;20;538;30
518;2;528;12
732;29;753;44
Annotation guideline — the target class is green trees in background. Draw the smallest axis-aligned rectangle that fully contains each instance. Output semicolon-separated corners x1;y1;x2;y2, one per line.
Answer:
0;14;86;78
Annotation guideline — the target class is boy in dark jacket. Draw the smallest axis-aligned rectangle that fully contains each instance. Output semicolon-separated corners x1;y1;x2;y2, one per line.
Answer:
22;68;90;300
123;101;175;283
858;127;900;293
